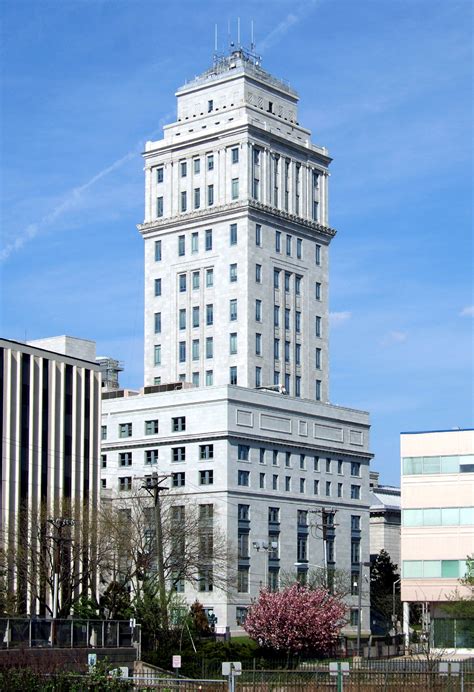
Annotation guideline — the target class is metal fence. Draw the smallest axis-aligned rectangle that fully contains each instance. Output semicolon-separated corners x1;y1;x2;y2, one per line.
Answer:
0;617;138;649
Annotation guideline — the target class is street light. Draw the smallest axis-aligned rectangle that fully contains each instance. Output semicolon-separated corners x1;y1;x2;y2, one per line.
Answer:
391;578;401;636
356;561;371;658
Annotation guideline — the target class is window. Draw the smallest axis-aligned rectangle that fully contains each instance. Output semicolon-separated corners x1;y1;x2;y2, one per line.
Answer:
259;472;265;489
101;478;106;489
272;474;278;490
351;462;361;477
179;308;186;330
314;457;320;472
315;282;321;300
238;470;250;486
200;444;214;460
207;184;214;206
295;311;301;333
295;343;301;366
119;452;132;467
230;332;237;354
155;240;162;261
274;338;280;359
192;339;199;360
295;376;301;397
205;229;212;251
286;235;292;256
274;269;280;289
206;268;214;287
285;308;290;330
145;449;158;465
351;485;361;500
207;154;214;170
180;161;187;177
299;454;306;470
178;235;185;256
268;569;279;592
351;515;361;531
178;341;186;363
351;540;360;564
315;244;321;266
192;306;200;328
326;458;331;473
297;535;307;561
255;264;262;283
256;299;262;322
295;276;301;295
255;333;262;356
256;224;262;246
231;178;239;199
172;447;186;462
192;271;200;289
272;450;278;466
119;423;132;438
285;476;291;491
229;299;237;321
273;305;279;327
350;609;359;627
194;158;200;174
145;419;159;435
238;568;249;593
206;337;213;359
238;504;250;521
315;316;322;337
206;304;214;325
101;454;107;468
156;197;163;217
316;348;321;369
255;366;262;387
180;191;187;212
268;507;280;523
326;481;331;497
172;472;185;488
154;345;161;365
300;478;306;493
154;377;161;385
155;278;162;296
238;445;250;461
337;483;343;498
230;366;238;385
231;147;239;164
154;312;161;334
207;99;213;112
252;177;260;200
200;469;214;485
284;272;291;292
229;263;237;282
297;238;302;259
275;231;281;252
157;166;164;183
285;452;291;468
259;448;266;464
338;460;344;475
172;416;186;432
313;479;319;495
198;567;213;592
119;476;132;491
230;223;238;245
179;274;186;292
285;340;290;363
191;232;198;253
205;370;213;385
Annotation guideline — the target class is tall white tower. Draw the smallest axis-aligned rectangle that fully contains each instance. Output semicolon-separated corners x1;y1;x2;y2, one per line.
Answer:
139;49;335;402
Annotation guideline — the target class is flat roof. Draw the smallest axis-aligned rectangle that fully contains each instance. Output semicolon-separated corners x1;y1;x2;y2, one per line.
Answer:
400;428;474;435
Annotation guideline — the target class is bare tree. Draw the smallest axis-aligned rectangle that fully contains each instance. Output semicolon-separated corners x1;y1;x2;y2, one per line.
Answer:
280;566;353;597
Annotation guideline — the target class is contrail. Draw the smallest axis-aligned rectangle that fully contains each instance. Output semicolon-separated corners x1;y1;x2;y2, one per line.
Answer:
259;0;321;53
0;116;171;262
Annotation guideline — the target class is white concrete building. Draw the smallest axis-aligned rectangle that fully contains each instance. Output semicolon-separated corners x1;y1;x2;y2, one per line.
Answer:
369;471;401;568
0;336;101;615
101;49;373;638
401;429;474;650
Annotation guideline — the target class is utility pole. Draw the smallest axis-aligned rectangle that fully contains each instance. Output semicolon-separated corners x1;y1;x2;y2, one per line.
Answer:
47;517;75;645
143;472;170;631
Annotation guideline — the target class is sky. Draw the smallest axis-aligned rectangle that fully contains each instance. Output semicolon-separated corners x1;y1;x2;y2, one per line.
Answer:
0;0;472;486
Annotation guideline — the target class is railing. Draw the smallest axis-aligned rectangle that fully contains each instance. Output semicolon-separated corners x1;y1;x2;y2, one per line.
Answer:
0;617;139;649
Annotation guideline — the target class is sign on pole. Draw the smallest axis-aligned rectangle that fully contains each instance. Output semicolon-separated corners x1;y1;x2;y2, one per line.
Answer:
172;654;182;669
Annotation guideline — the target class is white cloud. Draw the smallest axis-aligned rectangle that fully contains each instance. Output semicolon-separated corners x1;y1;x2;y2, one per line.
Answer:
330;311;352;325
381;330;408;346
259;0;321;53
460;305;474;317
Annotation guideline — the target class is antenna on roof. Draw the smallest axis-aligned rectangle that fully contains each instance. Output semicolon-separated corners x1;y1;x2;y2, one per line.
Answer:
214;23;218;54
237;17;241;47
251;19;255;52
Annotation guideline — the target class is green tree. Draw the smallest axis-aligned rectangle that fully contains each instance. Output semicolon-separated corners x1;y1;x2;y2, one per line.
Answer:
443;555;474;619
370;549;401;630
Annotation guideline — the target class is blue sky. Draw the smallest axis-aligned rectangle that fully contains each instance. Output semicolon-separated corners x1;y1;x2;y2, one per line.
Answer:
1;0;472;486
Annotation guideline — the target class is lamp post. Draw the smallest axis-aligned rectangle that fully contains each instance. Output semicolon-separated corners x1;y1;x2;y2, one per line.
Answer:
392;578;401;632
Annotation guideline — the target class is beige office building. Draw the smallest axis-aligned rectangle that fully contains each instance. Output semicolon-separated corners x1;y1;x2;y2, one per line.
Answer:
401;429;474;650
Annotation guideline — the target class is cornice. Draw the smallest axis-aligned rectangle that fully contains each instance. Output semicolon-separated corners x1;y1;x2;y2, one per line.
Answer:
137;200;337;239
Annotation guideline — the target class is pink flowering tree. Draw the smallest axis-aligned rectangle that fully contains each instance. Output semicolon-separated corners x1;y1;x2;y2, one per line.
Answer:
244;584;347;656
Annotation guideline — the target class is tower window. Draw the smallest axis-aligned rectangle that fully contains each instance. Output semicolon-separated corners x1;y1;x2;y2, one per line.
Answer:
208;100;214;113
